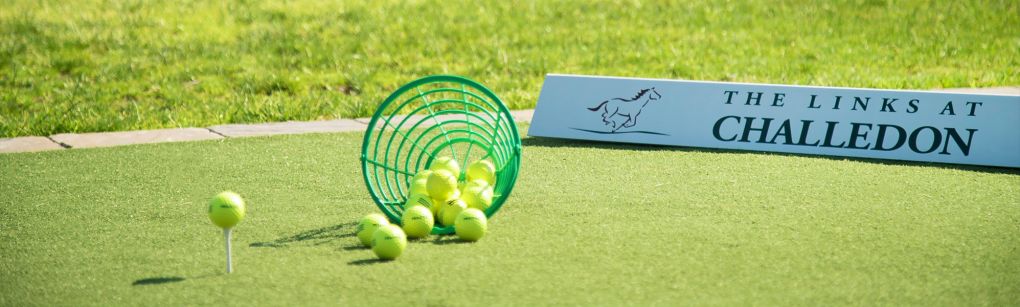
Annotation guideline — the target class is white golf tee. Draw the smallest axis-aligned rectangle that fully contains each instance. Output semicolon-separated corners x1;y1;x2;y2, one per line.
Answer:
224;228;233;273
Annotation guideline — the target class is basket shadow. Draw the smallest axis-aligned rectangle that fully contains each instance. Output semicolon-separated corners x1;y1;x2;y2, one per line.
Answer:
407;236;438;244
250;222;358;248
521;137;1020;175
431;236;473;245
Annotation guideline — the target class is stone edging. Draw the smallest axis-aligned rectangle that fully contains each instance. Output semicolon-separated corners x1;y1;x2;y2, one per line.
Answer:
0;110;535;153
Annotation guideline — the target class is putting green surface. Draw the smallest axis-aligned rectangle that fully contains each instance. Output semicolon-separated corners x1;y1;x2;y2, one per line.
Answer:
1;126;1018;305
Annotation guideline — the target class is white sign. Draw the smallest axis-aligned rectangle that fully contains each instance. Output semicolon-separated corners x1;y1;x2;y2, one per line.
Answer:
529;74;1020;168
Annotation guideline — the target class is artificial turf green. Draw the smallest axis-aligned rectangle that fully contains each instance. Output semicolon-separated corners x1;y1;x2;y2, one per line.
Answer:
1;126;1018;305
2;0;1018;137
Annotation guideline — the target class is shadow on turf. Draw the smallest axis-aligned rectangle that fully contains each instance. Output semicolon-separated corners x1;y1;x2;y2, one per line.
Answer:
347;258;391;266
250;222;357;248
346;236;473;266
431;235;473;245
341;244;368;251
132;273;221;286
132;277;185;286
521;137;1020;175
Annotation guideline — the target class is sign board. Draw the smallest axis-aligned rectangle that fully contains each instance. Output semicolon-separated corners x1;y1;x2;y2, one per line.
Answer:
529;74;1020;168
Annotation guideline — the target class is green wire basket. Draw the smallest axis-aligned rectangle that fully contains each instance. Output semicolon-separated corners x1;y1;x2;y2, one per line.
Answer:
360;75;522;235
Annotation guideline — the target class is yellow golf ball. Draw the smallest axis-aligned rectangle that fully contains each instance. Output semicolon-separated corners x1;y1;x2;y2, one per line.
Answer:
461;185;493;211
440;199;467;226
427;170;458;202
208;191;246;229
372;224;408;260
455;208;487;241
401;205;434;239
466;159;496;186
404;194;433;210
356;213;389;247
430;156;461;178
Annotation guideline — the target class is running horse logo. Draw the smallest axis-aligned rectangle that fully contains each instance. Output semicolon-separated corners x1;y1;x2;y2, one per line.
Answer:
586;87;662;132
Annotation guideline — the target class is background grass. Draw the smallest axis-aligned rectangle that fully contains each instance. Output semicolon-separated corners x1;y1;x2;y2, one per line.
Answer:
1;125;1018;305
1;0;1018;137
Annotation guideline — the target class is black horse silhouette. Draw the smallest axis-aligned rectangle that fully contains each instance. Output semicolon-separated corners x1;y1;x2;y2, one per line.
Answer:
586;88;662;131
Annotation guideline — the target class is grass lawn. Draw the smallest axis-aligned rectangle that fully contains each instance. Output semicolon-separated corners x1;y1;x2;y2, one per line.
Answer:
1;0;1018;137
1;125;1018;305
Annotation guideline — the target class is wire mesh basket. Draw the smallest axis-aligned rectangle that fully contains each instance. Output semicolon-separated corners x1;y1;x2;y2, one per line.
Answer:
360;75;522;234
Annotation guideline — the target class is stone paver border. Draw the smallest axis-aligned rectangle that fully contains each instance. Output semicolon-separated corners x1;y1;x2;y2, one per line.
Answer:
0;86;1015;154
0;109;537;154
50;128;223;149
0;136;66;153
208;119;367;138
